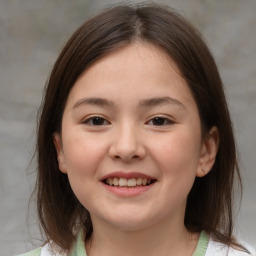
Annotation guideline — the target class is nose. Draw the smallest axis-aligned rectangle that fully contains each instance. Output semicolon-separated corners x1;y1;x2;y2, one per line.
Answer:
108;124;146;162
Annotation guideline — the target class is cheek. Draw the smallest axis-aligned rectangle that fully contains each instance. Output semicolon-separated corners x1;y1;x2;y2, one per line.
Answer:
62;131;107;177
151;130;201;177
61;133;108;207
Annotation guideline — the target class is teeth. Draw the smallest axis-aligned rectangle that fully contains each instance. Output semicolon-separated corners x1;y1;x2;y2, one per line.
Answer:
136;177;142;185
127;178;136;187
113;177;119;186
142;178;147;185
105;177;154;187
119;178;127;186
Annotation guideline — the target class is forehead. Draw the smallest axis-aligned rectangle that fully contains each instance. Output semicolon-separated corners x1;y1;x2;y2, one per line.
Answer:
65;42;196;111
83;42;182;80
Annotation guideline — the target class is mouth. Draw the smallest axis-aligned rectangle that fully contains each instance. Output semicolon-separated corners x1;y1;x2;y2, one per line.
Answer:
101;172;157;197
103;177;156;188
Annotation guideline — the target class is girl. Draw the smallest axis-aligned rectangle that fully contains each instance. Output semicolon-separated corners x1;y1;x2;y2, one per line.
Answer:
19;3;255;256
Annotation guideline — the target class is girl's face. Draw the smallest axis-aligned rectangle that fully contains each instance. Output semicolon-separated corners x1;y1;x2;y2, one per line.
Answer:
54;42;218;232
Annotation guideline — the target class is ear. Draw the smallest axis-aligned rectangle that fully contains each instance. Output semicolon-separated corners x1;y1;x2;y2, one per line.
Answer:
197;126;219;177
53;133;67;174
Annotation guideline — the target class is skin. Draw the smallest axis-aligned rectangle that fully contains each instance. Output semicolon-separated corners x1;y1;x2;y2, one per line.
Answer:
54;42;219;256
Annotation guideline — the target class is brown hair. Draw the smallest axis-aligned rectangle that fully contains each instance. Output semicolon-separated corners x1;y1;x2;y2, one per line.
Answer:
36;3;247;252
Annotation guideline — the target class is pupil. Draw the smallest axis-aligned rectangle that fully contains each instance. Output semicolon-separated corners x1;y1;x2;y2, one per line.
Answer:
153;117;165;125
93;117;104;125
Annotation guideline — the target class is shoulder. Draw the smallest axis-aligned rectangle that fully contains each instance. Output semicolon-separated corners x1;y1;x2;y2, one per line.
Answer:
16;248;41;256
206;237;256;256
16;243;67;256
40;242;67;256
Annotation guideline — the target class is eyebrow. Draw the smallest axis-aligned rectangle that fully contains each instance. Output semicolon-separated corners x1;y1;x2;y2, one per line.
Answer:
139;96;185;109
72;96;185;110
73;97;115;109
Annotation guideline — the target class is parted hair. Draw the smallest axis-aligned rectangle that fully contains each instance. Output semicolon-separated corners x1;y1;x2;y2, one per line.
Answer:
36;3;245;252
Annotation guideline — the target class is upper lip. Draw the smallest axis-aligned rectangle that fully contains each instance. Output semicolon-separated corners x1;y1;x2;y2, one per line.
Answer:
100;171;157;181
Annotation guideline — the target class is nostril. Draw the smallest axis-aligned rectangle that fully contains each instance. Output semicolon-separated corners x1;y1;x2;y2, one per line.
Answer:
113;154;140;161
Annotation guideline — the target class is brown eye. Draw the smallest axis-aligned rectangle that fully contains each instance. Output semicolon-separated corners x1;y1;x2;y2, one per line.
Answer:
147;117;173;126
83;117;110;126
152;117;165;126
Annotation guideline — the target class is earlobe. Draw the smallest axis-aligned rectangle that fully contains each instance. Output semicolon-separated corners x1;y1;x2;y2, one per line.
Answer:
53;133;67;174
197;126;219;177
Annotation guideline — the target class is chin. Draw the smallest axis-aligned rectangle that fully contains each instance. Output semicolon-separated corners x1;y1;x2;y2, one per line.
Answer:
101;210;158;232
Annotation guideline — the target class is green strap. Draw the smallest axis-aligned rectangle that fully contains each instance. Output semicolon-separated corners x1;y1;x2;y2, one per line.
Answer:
193;231;209;256
70;229;87;256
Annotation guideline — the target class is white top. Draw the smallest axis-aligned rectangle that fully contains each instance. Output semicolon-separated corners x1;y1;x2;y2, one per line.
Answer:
18;230;256;256
40;237;256;256
206;237;255;256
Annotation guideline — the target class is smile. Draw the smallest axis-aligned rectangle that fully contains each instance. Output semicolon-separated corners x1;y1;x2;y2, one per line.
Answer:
104;177;155;187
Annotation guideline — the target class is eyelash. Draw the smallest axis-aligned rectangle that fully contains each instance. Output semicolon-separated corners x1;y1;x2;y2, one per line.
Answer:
82;116;110;126
82;116;174;126
146;117;174;126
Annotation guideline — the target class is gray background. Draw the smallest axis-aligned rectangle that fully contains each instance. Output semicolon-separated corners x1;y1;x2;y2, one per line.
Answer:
0;0;255;255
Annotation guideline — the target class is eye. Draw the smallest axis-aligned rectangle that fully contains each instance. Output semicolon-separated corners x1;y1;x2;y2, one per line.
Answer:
83;116;110;126
147;117;173;126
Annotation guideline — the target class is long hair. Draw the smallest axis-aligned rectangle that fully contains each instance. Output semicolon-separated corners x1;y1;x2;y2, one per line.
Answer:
36;3;244;251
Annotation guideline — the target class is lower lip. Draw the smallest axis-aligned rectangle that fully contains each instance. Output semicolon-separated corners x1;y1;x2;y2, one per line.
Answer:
102;183;155;197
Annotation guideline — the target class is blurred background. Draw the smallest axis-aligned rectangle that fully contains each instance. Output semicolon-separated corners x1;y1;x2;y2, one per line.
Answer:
0;0;255;255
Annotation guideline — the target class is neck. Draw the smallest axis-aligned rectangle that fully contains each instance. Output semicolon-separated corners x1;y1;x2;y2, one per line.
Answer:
85;216;199;256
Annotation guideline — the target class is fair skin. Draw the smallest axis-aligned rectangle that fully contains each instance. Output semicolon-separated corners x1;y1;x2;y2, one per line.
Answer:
54;42;219;256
